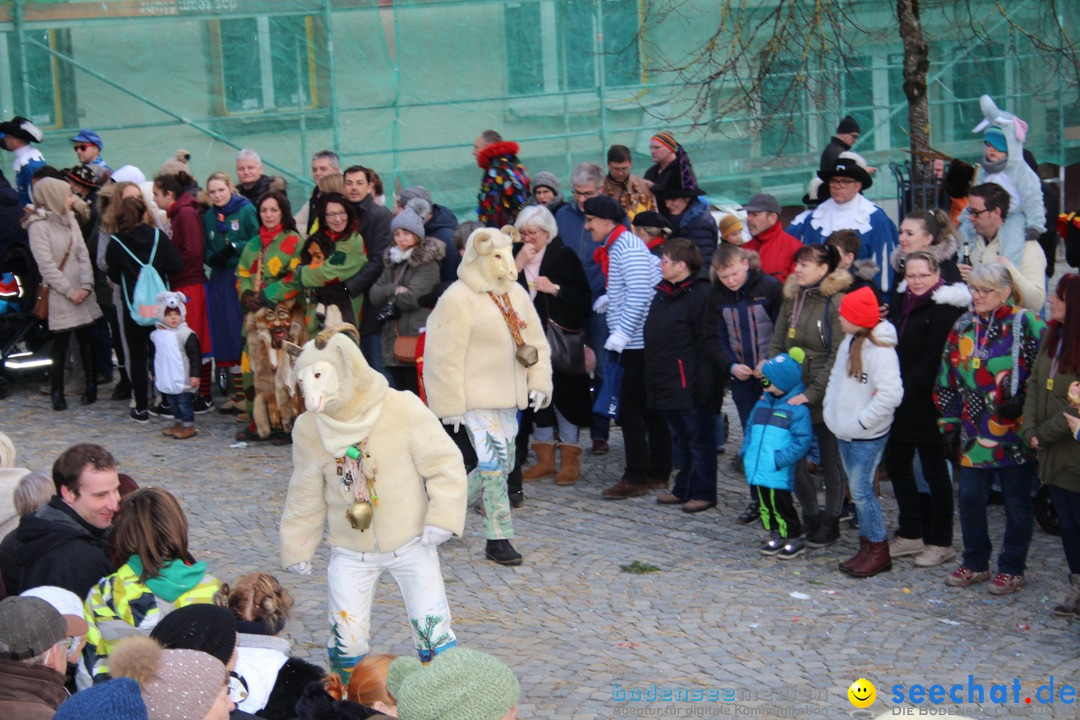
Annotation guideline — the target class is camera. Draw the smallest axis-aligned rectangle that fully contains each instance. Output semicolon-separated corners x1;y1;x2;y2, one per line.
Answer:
375;301;401;324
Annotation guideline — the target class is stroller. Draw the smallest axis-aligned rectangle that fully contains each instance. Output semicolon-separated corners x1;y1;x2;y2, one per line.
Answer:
0;241;53;398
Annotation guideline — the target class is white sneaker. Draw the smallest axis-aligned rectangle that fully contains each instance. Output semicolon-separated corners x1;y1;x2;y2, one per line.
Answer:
889;535;926;558
913;544;957;567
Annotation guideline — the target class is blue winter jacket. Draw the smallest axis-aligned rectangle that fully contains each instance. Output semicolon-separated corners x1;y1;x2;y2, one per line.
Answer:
740;383;813;490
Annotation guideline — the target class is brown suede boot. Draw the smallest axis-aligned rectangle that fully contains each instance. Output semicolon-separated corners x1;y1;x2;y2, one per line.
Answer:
838;536;870;573
844;539;892;578
522;443;556;482
555;444;582;486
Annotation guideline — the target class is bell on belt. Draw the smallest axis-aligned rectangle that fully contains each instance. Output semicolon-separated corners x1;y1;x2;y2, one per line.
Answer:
516;344;538;367
346;500;373;531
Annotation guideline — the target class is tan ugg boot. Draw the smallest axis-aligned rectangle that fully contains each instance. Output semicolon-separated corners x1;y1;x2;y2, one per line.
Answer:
555;444;582;486
522;443;556;482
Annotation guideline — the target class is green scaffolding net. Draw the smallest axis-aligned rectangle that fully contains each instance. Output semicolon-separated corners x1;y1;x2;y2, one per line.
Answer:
2;0;1077;217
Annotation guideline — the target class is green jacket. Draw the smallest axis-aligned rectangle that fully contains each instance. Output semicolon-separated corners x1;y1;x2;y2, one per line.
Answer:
766;268;852;423
236;229;303;306
298;229;368;332
203;199;259;271
1022;336;1080;491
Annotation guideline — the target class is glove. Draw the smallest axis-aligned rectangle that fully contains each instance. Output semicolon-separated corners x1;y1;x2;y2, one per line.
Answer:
592;294;609;314
604;330;629;354
241;291;262;313
421;525;453;548
1025;226;1042;242
528;390;546;412
941;426;961;463
287;561;311;576
997;395;1025;422
442;415;465;433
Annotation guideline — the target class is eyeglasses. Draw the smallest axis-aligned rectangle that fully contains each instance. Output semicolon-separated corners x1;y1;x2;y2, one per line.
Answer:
325;211;348;218
62;636;81;653
970;287;999;297
904;273;935;282
73;144;93;152
968;208;993;218
572;189;599;199
828;178;857;187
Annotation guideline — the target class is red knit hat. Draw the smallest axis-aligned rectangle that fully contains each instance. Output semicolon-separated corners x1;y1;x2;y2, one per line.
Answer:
839;286;880;329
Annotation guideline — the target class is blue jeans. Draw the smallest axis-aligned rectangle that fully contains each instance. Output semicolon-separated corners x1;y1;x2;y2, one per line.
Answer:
164;391;195;424
1049;485;1080;575
839;435;890;542
360;333;391;383
729;377;763;430
665;407;718;502
956;464;1036;575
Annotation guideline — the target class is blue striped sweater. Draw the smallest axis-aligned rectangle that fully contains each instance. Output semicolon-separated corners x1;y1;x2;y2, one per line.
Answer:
606;229;660;349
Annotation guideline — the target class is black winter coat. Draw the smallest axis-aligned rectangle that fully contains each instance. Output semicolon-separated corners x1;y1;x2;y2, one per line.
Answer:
644;277;714;411
344;195;393;334
514;237;593;427
15;496;115;599
425;204;462;282
104;223;184;294
887;282;970;444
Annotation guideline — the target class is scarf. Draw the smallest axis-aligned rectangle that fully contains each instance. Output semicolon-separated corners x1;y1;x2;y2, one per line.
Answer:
645;236;666;252
389;246;414;264
899;278;944;335
592;224;628;284
216;194;251;233
523;245;546;299
982;151;1008;174
259;224;282;249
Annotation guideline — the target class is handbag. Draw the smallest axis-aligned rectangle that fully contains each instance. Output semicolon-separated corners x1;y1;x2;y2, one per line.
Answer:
393;320;420;364
592;350;625;419
543;296;586;375
33;237;75;321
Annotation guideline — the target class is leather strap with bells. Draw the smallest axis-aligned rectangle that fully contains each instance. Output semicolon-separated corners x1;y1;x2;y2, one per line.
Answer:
338;443;379;531
489;291;538;367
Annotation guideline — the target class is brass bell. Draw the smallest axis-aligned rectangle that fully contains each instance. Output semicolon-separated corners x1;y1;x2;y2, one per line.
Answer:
516;344;539;368
346;500;373;531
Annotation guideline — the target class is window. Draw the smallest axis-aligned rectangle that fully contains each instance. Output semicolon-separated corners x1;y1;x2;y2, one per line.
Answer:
757;57;810;157
2;29;67;129
505;0;642;96
944;43;1006;142
212;15;320;115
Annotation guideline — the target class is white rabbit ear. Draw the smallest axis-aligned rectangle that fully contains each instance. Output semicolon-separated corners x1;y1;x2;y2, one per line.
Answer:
972;119;990;134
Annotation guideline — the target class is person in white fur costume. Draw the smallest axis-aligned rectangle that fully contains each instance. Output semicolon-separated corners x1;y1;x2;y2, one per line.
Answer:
423;225;553;566
279;324;467;680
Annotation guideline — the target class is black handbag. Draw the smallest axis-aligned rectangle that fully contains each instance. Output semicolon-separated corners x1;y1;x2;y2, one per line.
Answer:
544;296;586;375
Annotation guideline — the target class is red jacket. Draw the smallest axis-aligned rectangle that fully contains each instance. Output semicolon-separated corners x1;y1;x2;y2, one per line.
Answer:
743;221;802;282
166;192;208;287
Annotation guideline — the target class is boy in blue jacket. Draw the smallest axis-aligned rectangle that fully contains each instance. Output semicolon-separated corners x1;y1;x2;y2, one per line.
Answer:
740;348;813;559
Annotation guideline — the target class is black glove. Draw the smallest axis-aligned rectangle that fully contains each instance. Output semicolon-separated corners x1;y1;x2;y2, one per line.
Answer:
997;389;1025;422
941;426;961;462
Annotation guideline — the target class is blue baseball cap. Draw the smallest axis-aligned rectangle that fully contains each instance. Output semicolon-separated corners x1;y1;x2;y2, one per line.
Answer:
70;128;103;149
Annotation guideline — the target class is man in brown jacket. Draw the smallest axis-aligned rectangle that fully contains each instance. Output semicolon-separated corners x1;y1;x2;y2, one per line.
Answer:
0;596;70;719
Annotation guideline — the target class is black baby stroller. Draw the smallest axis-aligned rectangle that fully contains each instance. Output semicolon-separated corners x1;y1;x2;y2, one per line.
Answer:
0;241;53;398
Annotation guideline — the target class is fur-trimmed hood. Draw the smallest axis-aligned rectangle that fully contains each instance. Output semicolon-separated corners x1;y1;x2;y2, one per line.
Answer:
382;235;446;267
889;232;958;272
851;258;879;283
895;280;971;309
475;140;521;169
781;267;853;300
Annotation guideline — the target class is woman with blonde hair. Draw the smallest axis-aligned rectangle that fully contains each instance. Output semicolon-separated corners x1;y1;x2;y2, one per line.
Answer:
82;487;221;683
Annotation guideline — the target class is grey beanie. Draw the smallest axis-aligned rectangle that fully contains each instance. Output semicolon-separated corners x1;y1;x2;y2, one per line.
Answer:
532;172;560;194
398;185;433;209
391;199;428;240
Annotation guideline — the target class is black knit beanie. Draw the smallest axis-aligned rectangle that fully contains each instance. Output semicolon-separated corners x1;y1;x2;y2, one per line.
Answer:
150;604;238;666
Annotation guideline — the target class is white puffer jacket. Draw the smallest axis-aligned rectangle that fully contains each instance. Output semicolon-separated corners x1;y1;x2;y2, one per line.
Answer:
823;320;904;441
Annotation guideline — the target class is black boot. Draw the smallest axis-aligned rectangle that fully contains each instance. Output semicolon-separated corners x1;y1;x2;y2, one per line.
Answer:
50;371;67;411
806;513;841;548
485;539;523;566
80;340;97;405
111;370;132;401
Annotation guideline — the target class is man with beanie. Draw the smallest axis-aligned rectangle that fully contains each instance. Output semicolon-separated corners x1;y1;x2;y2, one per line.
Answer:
602;144;655;221
0;595;71;719
386;647;520;720
742;350;813;559
70;129;112;183
585;195;670;500
643;131;693;201
792;152;898;292
473;129;530;228
742;193;803;282
394;185;460;281
820;115;863;173
0;116;46;207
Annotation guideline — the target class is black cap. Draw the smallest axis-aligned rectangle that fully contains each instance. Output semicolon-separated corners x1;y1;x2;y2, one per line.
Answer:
583;195;623;221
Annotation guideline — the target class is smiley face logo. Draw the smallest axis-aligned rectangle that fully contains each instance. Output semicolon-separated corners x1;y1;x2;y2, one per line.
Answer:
848;678;876;708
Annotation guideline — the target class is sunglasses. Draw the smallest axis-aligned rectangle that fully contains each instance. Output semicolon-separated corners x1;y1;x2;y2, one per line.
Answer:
73;144;95;151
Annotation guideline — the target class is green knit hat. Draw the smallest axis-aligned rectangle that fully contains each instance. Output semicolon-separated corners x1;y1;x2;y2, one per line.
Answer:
387;647;520;720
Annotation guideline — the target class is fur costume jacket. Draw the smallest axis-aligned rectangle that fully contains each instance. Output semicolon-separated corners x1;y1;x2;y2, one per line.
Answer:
281;329;467;561
422;228;553;419
475;141;531;228
767;268;853;423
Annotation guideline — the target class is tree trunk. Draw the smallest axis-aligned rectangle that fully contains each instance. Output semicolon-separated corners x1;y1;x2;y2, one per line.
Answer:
897;0;932;210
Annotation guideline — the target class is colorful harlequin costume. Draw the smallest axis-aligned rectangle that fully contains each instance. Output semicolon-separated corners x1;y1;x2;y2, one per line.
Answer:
475;141;531;228
280;325;467;679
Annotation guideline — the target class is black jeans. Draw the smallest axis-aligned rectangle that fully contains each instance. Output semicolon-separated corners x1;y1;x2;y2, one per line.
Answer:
121;312;153;411
617;350;671;484
50;322;95;391
885;439;954;547
1050;485;1080;575
794;421;846;522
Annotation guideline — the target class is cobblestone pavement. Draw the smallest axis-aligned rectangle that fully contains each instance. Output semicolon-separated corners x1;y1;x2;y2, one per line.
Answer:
4;378;1080;719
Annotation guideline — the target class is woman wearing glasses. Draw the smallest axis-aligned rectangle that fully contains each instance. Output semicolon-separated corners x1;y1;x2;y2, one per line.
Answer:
883;251;970;568
297;192;368;333
934;262;1045;594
